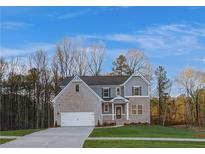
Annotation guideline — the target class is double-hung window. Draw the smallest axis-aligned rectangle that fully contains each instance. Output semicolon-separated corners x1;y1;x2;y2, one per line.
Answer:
103;88;110;98
104;103;109;113
131;104;143;115
132;86;141;96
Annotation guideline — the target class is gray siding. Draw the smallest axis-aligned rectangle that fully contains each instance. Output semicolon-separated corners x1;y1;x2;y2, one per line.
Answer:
54;81;102;126
90;85;124;98
102;103;112;114
128;97;150;123
124;76;148;96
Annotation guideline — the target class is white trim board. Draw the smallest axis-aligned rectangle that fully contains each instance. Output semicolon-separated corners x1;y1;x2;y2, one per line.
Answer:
125;96;150;98
121;73;150;86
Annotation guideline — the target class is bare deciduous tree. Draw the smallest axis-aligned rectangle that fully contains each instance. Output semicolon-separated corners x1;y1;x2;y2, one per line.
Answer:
74;48;88;76
51;53;60;95
55;38;75;78
87;44;105;76
176;67;205;126
126;49;152;81
0;58;7;82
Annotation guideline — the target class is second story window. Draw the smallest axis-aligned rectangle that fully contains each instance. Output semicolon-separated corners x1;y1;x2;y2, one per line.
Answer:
102;87;110;98
116;87;121;96
132;86;141;96
76;84;79;92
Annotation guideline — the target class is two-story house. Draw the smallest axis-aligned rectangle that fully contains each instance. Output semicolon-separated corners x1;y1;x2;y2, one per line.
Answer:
52;74;150;126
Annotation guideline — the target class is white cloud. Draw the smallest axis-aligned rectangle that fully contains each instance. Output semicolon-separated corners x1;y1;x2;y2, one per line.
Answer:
190;57;205;64
54;7;131;20
0;21;32;30
1;42;55;58
57;10;91;20
106;34;137;42
80;23;205;58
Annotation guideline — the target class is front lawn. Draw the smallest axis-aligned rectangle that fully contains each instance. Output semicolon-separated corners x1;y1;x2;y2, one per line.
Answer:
0;129;44;136
83;140;205;148
89;125;205;138
0;138;15;145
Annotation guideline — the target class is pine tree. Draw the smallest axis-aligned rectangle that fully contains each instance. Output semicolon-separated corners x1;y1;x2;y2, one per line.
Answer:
112;55;130;76
155;66;171;125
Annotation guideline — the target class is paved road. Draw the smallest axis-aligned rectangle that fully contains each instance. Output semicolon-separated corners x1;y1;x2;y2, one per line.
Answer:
0;127;93;148
87;137;205;142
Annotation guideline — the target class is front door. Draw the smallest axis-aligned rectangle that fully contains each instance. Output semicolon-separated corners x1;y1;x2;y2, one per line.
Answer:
116;107;122;119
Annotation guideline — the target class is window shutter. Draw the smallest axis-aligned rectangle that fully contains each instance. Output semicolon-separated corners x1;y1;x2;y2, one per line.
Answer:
132;87;134;96
102;88;103;97
140;87;142;96
109;88;111;97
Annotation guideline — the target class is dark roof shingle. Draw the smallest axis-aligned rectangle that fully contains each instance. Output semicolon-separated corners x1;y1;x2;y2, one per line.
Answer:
61;76;130;86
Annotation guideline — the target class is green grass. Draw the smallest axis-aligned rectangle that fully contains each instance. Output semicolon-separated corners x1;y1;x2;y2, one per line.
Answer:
83;140;205;148
0;138;15;145
89;125;205;138
0;129;44;136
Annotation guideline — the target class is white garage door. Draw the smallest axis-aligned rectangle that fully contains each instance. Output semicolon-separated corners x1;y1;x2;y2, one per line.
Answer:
61;112;95;126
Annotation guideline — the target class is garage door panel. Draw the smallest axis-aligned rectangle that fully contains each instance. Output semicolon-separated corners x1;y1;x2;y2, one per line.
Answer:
61;112;95;126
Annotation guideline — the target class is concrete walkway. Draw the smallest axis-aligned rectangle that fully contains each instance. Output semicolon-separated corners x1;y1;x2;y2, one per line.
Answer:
87;137;205;142
0;127;93;148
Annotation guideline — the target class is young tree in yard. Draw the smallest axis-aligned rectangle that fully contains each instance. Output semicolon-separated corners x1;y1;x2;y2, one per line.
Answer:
176;68;205;126
155;66;172;125
87;44;105;76
112;55;129;76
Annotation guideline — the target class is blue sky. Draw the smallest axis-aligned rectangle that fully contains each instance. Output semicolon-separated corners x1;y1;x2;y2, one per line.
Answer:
0;6;205;95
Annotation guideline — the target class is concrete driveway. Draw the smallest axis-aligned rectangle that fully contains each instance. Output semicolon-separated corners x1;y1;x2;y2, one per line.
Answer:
0;127;93;148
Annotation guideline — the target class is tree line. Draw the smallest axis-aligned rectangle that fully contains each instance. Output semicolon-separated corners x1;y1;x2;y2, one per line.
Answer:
0;37;205;130
152;67;205;127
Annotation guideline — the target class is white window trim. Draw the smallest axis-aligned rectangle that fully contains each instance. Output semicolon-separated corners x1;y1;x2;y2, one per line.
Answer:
115;105;124;114
131;104;143;115
125;96;149;98
104;103;109;113
132;86;141;96
103;87;110;98
75;84;79;92
116;87;121;96
137;104;143;115
131;104;137;115
101;114;113;116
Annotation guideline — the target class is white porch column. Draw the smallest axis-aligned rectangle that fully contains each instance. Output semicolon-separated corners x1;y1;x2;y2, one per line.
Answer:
112;103;114;120
126;103;129;120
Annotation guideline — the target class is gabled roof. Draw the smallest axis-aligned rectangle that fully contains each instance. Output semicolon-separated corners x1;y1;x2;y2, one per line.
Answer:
110;96;129;103
52;76;103;103
61;76;130;86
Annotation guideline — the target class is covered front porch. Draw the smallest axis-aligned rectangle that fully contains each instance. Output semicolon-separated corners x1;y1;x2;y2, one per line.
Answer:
101;96;129;124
